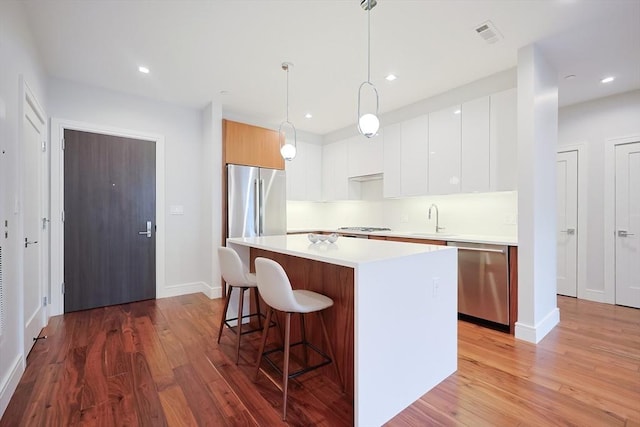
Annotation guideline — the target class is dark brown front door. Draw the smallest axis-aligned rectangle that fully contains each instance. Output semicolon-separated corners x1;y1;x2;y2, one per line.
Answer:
64;129;156;312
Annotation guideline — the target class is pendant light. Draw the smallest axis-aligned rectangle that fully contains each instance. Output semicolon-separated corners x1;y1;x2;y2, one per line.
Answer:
357;0;379;138
279;62;297;161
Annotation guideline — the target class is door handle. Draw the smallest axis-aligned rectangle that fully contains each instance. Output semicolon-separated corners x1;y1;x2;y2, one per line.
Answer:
138;221;152;238
617;229;635;237
560;228;576;235
25;238;38;248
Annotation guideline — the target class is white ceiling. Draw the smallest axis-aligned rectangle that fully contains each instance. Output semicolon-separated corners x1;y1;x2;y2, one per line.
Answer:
22;0;640;136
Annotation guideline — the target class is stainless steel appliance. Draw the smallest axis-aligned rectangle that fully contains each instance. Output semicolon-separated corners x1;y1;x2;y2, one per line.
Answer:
447;241;509;326
227;164;287;238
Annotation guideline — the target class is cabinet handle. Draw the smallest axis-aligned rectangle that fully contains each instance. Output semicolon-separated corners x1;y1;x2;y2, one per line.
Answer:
454;246;505;254
560;228;576;235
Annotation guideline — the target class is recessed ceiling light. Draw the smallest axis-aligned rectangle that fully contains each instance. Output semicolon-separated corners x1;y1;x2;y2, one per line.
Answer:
601;76;615;84
138;66;150;74
564;74;576;80
454;109;461;115
305;113;312;119
385;74;397;81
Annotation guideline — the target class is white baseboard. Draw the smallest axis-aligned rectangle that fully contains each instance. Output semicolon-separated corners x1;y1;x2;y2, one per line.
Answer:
514;307;560;344
581;289;612;304
159;281;222;299
0;355;25;419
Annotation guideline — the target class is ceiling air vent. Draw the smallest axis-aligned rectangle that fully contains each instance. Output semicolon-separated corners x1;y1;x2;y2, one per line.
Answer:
475;20;503;44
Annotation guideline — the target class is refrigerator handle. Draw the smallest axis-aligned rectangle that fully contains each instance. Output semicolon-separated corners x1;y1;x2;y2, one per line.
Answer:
254;178;260;235
259;178;265;234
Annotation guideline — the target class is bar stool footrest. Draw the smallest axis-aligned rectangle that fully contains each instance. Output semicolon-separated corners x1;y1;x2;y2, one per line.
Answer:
263;341;332;380
224;312;276;336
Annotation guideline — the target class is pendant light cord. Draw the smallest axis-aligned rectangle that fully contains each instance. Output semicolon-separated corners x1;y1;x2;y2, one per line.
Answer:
367;0;371;83
285;65;290;122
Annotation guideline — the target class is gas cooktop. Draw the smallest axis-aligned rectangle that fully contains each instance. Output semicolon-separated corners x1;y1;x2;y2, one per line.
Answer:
338;227;391;232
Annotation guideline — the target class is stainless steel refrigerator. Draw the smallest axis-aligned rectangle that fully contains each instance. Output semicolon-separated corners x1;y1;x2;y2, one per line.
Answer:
227;164;287;238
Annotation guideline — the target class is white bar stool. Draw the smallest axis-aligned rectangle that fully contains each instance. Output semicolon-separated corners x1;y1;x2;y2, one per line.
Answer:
217;247;266;364
253;257;343;421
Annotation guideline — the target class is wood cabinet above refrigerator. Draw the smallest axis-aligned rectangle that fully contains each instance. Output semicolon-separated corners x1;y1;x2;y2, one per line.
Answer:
223;119;284;170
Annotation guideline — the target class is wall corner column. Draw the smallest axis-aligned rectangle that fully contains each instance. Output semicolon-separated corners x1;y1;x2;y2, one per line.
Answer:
515;44;560;343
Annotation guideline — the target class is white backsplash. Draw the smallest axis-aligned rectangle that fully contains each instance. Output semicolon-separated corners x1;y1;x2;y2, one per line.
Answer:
287;191;517;238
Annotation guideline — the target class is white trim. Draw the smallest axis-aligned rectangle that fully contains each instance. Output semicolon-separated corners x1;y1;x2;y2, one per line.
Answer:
49;119;166;316
604;134;640;305
514;307;560;344
0;355;25;418
556;144;588;301
19;77;48;362
159;281;222;299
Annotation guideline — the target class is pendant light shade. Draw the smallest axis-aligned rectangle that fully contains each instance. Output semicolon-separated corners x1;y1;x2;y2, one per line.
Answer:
357;0;379;138
279;62;297;161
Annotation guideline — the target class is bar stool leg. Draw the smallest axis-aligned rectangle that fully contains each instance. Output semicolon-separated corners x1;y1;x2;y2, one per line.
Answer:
318;311;344;392
255;308;273;380
282;312;292;421
300;314;308;366
235;287;246;364
253;288;263;329
217;286;233;344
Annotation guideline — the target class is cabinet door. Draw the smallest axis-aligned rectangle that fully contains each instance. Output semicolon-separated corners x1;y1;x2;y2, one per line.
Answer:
383;123;402;198
348;133;383;177
401;114;429;196
461;97;490;193
322;141;349;200
429;106;461;194
286;140;322;201
223;119;284;170
490;88;517;191
305;142;322;200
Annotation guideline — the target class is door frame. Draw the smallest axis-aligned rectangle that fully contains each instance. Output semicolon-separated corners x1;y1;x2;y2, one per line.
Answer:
18;77;48;357
604;134;640;305
556;144;587;300
49;119;166;316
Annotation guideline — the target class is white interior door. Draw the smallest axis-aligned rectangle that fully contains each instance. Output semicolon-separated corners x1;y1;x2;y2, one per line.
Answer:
615;142;640;308
23;96;47;357
556;151;578;297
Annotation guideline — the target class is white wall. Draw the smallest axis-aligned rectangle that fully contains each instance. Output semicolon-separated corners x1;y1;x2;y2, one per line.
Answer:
0;0;48;417
288;191;517;238
558;89;640;302
47;77;220;302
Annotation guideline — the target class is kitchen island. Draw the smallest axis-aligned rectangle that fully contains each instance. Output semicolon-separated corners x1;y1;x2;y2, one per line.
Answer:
226;234;458;426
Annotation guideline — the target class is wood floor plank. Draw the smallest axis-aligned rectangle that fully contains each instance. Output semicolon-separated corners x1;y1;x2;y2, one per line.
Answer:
158;384;199;427
3;294;639;426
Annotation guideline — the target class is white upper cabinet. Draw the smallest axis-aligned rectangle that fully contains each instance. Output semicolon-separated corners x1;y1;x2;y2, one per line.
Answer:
428;106;461;195
490;88;518;191
401;114;429;196
286;140;322;201
461;96;491;193
347;132;383;178
322;140;349;201
382;123;402;198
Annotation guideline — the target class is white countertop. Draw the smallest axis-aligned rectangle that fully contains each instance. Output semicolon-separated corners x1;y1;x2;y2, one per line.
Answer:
287;228;517;246
227;234;453;268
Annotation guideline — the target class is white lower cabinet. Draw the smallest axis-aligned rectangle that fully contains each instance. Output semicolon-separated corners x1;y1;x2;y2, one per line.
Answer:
428;105;461;195
286;140;322;201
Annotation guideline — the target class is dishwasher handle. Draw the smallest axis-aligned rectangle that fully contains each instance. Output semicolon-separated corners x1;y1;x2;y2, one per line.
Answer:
453;246;505;254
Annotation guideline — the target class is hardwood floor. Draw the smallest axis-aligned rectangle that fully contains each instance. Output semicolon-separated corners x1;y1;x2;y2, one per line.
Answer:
1;294;638;426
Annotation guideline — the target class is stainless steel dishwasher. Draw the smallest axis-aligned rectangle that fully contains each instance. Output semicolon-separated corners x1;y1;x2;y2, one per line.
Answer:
447;241;509;326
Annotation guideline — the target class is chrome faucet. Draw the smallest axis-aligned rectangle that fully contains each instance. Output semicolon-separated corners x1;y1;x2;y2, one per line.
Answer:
428;203;445;233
